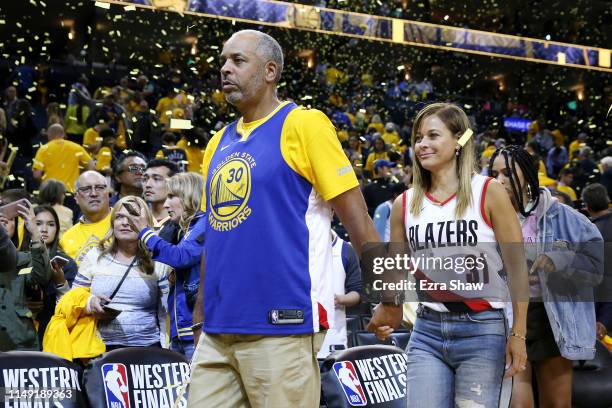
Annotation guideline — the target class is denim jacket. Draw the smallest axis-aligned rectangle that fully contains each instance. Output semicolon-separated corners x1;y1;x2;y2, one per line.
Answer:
534;188;604;360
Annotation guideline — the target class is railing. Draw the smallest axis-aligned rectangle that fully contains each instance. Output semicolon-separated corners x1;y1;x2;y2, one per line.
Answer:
93;0;612;73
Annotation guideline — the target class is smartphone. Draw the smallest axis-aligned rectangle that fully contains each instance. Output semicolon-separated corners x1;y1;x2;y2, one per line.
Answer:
51;255;70;270
0;198;29;219
101;304;122;320
122;202;140;216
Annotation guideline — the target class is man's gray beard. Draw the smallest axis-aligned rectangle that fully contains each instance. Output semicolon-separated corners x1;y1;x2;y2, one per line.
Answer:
225;91;242;106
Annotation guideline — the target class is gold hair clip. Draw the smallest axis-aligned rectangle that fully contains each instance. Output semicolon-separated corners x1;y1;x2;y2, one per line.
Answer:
457;129;473;147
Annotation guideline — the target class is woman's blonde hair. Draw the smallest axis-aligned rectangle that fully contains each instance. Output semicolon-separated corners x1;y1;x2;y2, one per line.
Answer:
167;172;204;234
98;195;155;275
410;102;476;219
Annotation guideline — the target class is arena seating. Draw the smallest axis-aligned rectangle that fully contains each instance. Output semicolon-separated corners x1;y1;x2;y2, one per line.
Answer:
321;345;408;407
83;347;190;408
572;342;612;408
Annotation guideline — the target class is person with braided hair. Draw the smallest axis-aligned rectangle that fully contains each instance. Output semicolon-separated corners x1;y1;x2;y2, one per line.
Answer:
489;145;604;408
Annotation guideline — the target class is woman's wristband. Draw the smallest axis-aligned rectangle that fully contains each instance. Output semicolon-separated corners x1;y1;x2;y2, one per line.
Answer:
510;331;527;341
191;322;203;331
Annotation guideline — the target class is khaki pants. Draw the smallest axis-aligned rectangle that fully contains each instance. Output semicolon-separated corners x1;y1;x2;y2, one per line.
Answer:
184;332;325;408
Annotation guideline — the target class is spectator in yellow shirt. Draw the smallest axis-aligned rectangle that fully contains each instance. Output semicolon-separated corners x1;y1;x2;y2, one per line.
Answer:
156;132;188;173
367;114;384;134
556;168;577;202
364;137;391;177
568;132;587;159
177;130;205;174
32;124;94;193
381;122;401;149
59;171;111;264
156;88;180;127
95;128;120;175
64;101;90;144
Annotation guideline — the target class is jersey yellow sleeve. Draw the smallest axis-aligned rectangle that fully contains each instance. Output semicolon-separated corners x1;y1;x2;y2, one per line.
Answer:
32;145;47;171
281;108;358;201
76;145;92;167
96;147;112;171
200;127;226;211
83;128;98;146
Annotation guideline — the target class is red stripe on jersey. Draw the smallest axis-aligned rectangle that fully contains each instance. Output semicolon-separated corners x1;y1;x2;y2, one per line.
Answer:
425;191;457;206
413;268;493;312
481;177;493;228
318;302;329;330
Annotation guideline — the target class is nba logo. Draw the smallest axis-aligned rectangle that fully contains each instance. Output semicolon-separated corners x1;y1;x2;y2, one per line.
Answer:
333;361;367;406
101;363;130;408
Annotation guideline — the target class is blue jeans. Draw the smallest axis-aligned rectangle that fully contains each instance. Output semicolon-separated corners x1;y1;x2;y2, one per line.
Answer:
406;305;508;408
170;337;195;360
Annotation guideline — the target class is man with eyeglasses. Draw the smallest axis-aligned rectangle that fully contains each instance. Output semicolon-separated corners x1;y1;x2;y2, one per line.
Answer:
59;171;111;264
109;152;147;207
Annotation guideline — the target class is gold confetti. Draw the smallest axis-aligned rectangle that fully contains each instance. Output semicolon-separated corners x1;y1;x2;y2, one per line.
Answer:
94;1;110;9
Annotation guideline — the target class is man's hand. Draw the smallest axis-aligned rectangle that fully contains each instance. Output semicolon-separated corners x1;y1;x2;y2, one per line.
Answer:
367;303;403;340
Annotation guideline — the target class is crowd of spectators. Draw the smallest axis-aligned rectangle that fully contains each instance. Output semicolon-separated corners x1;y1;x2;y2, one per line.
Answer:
0;27;610;368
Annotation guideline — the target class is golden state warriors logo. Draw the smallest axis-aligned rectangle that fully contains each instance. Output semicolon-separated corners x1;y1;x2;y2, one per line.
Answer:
209;156;253;231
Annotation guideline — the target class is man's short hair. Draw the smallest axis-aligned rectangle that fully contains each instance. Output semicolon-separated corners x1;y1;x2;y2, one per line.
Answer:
74;171;106;190
146;158;179;177
582;183;610;212
113;151;147;175
99;128;115;140
162;132;177;145
559;168;573;177
238;30;284;83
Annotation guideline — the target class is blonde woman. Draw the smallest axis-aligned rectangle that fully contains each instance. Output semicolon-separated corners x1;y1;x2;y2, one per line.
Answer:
127;172;205;359
73;196;169;350
369;103;529;406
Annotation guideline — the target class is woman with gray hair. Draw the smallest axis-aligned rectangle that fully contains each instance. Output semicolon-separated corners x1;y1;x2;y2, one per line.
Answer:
126;172;206;359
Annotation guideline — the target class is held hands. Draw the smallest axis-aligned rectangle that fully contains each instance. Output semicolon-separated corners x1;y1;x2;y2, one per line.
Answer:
367;303;403;341
504;334;528;378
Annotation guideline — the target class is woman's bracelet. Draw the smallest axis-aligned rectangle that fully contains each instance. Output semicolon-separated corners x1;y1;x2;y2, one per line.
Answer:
510;331;527;341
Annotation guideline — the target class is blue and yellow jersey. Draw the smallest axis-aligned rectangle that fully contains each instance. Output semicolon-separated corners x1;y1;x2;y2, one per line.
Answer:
201;101;358;335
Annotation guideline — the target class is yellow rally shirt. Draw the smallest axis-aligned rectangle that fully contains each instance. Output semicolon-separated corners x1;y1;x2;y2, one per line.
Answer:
59;212;112;264
32;139;92;193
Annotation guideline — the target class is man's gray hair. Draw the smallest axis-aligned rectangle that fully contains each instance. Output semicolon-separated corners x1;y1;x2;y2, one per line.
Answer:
237;29;284;83
75;170;107;190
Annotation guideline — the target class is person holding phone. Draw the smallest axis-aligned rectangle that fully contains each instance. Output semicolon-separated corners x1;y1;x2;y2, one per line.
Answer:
0;199;53;351
21;205;78;346
73;196;170;349
126;173;206;359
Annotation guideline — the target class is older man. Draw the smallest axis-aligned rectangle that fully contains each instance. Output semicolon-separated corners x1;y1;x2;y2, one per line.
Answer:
59;171;111;264
187;29;379;407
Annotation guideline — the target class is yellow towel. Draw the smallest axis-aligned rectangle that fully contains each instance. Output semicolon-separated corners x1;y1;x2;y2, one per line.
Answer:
43;287;105;361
